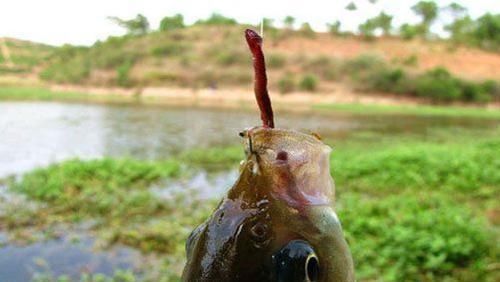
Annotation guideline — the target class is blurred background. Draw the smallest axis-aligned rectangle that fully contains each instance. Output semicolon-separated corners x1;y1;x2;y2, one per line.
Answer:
0;0;499;281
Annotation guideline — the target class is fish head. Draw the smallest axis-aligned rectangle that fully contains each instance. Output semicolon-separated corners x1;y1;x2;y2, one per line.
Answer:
182;127;354;282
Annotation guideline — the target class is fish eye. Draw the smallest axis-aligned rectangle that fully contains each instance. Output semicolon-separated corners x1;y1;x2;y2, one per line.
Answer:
272;240;320;282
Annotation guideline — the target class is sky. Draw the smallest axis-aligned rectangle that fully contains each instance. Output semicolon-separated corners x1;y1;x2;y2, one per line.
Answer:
1;0;498;46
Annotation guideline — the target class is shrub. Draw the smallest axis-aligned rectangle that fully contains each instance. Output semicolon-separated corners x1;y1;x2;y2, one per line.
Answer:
195;13;237;25
116;60;133;87
278;73;296;94
399;23;421;40
299;23;316;38
90;44;139;69
299;74;318;92
414;67;461;101
159;14;185;31
481;80;500;101
459;80;491;103
342;54;385;74
151;42;189;57
39;56;91;84
369;68;410;94
402;54;419;66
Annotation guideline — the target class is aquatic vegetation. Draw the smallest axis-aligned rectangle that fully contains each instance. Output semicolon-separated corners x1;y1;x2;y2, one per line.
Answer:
340;193;494;281
332;140;500;194
3;126;499;281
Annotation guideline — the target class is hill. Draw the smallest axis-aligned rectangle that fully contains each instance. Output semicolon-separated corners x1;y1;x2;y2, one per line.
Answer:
0;37;53;74
2;24;500;103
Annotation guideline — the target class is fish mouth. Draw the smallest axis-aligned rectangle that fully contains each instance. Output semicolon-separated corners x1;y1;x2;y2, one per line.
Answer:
239;127;334;208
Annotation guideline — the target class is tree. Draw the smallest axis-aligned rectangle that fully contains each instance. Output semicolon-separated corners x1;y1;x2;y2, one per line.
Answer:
358;12;393;38
108;14;150;36
445;16;474;43
195;13;237;25
374;12;393;35
159;14;185;31
359;20;377;39
262;18;274;29
327;20;341;35
299;23;315;38
283;16;295;30
345;2;357;11
473;13;500;50
411;1;438;37
445;2;467;18
399;24;420;40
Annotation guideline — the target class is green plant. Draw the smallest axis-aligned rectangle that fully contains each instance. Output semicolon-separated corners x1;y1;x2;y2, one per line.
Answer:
369;68;409;94
116;60;133;87
481;80;500;101
150;42;189;57
299;23;315;38
402;54;419;66
399;23;421;40
159;14;185;31
327;21;341;35
299;74;318;92
283;16;295;30
411;1;439;38
195;13;237;25
340;194;492;281
473;13;500;51
414;67;461;101
459;80;491;103
39;55;91;84
108;14;150;36
278;73;296;94
342;54;385;74
359;12;393;38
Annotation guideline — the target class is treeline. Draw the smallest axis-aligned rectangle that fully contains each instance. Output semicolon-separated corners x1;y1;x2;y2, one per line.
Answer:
37;5;500;104
110;1;500;52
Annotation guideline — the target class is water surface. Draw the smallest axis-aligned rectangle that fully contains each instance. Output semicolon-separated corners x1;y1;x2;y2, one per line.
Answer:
1;101;498;177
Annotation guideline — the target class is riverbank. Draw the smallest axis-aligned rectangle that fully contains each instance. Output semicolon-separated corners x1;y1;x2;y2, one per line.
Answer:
1;85;500;119
1;126;498;281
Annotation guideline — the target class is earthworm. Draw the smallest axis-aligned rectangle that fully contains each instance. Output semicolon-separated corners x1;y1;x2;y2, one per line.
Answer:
245;29;274;128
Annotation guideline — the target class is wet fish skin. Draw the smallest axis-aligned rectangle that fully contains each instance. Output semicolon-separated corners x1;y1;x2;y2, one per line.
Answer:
182;127;355;281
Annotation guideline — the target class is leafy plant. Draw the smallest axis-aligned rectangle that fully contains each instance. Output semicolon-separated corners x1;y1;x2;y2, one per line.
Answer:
278;73;296;94
159;14;185;31
299;74;318;92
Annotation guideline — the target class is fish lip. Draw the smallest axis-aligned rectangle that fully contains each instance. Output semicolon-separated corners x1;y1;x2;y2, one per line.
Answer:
238;127;334;208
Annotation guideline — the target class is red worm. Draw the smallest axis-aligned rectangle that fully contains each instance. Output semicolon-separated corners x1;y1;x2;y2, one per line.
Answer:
245;29;274;128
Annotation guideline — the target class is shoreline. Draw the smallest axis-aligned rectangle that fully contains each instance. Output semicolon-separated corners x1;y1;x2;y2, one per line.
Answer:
1;84;499;118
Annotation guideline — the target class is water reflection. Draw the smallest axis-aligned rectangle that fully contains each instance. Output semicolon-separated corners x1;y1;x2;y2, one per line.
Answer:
0;101;497;177
0;232;145;282
151;170;239;200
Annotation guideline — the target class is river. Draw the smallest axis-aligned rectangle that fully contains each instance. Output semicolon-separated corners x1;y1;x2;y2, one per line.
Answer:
0;101;497;177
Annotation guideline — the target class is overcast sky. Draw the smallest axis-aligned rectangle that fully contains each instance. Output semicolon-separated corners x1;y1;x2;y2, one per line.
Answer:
1;0;498;46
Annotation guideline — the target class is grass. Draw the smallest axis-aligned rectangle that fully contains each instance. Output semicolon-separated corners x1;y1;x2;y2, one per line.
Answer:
2;125;499;281
1;86;499;120
314;102;500;119
0;86;135;103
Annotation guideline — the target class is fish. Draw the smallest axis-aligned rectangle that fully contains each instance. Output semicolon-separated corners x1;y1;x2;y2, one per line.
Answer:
182;29;354;282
